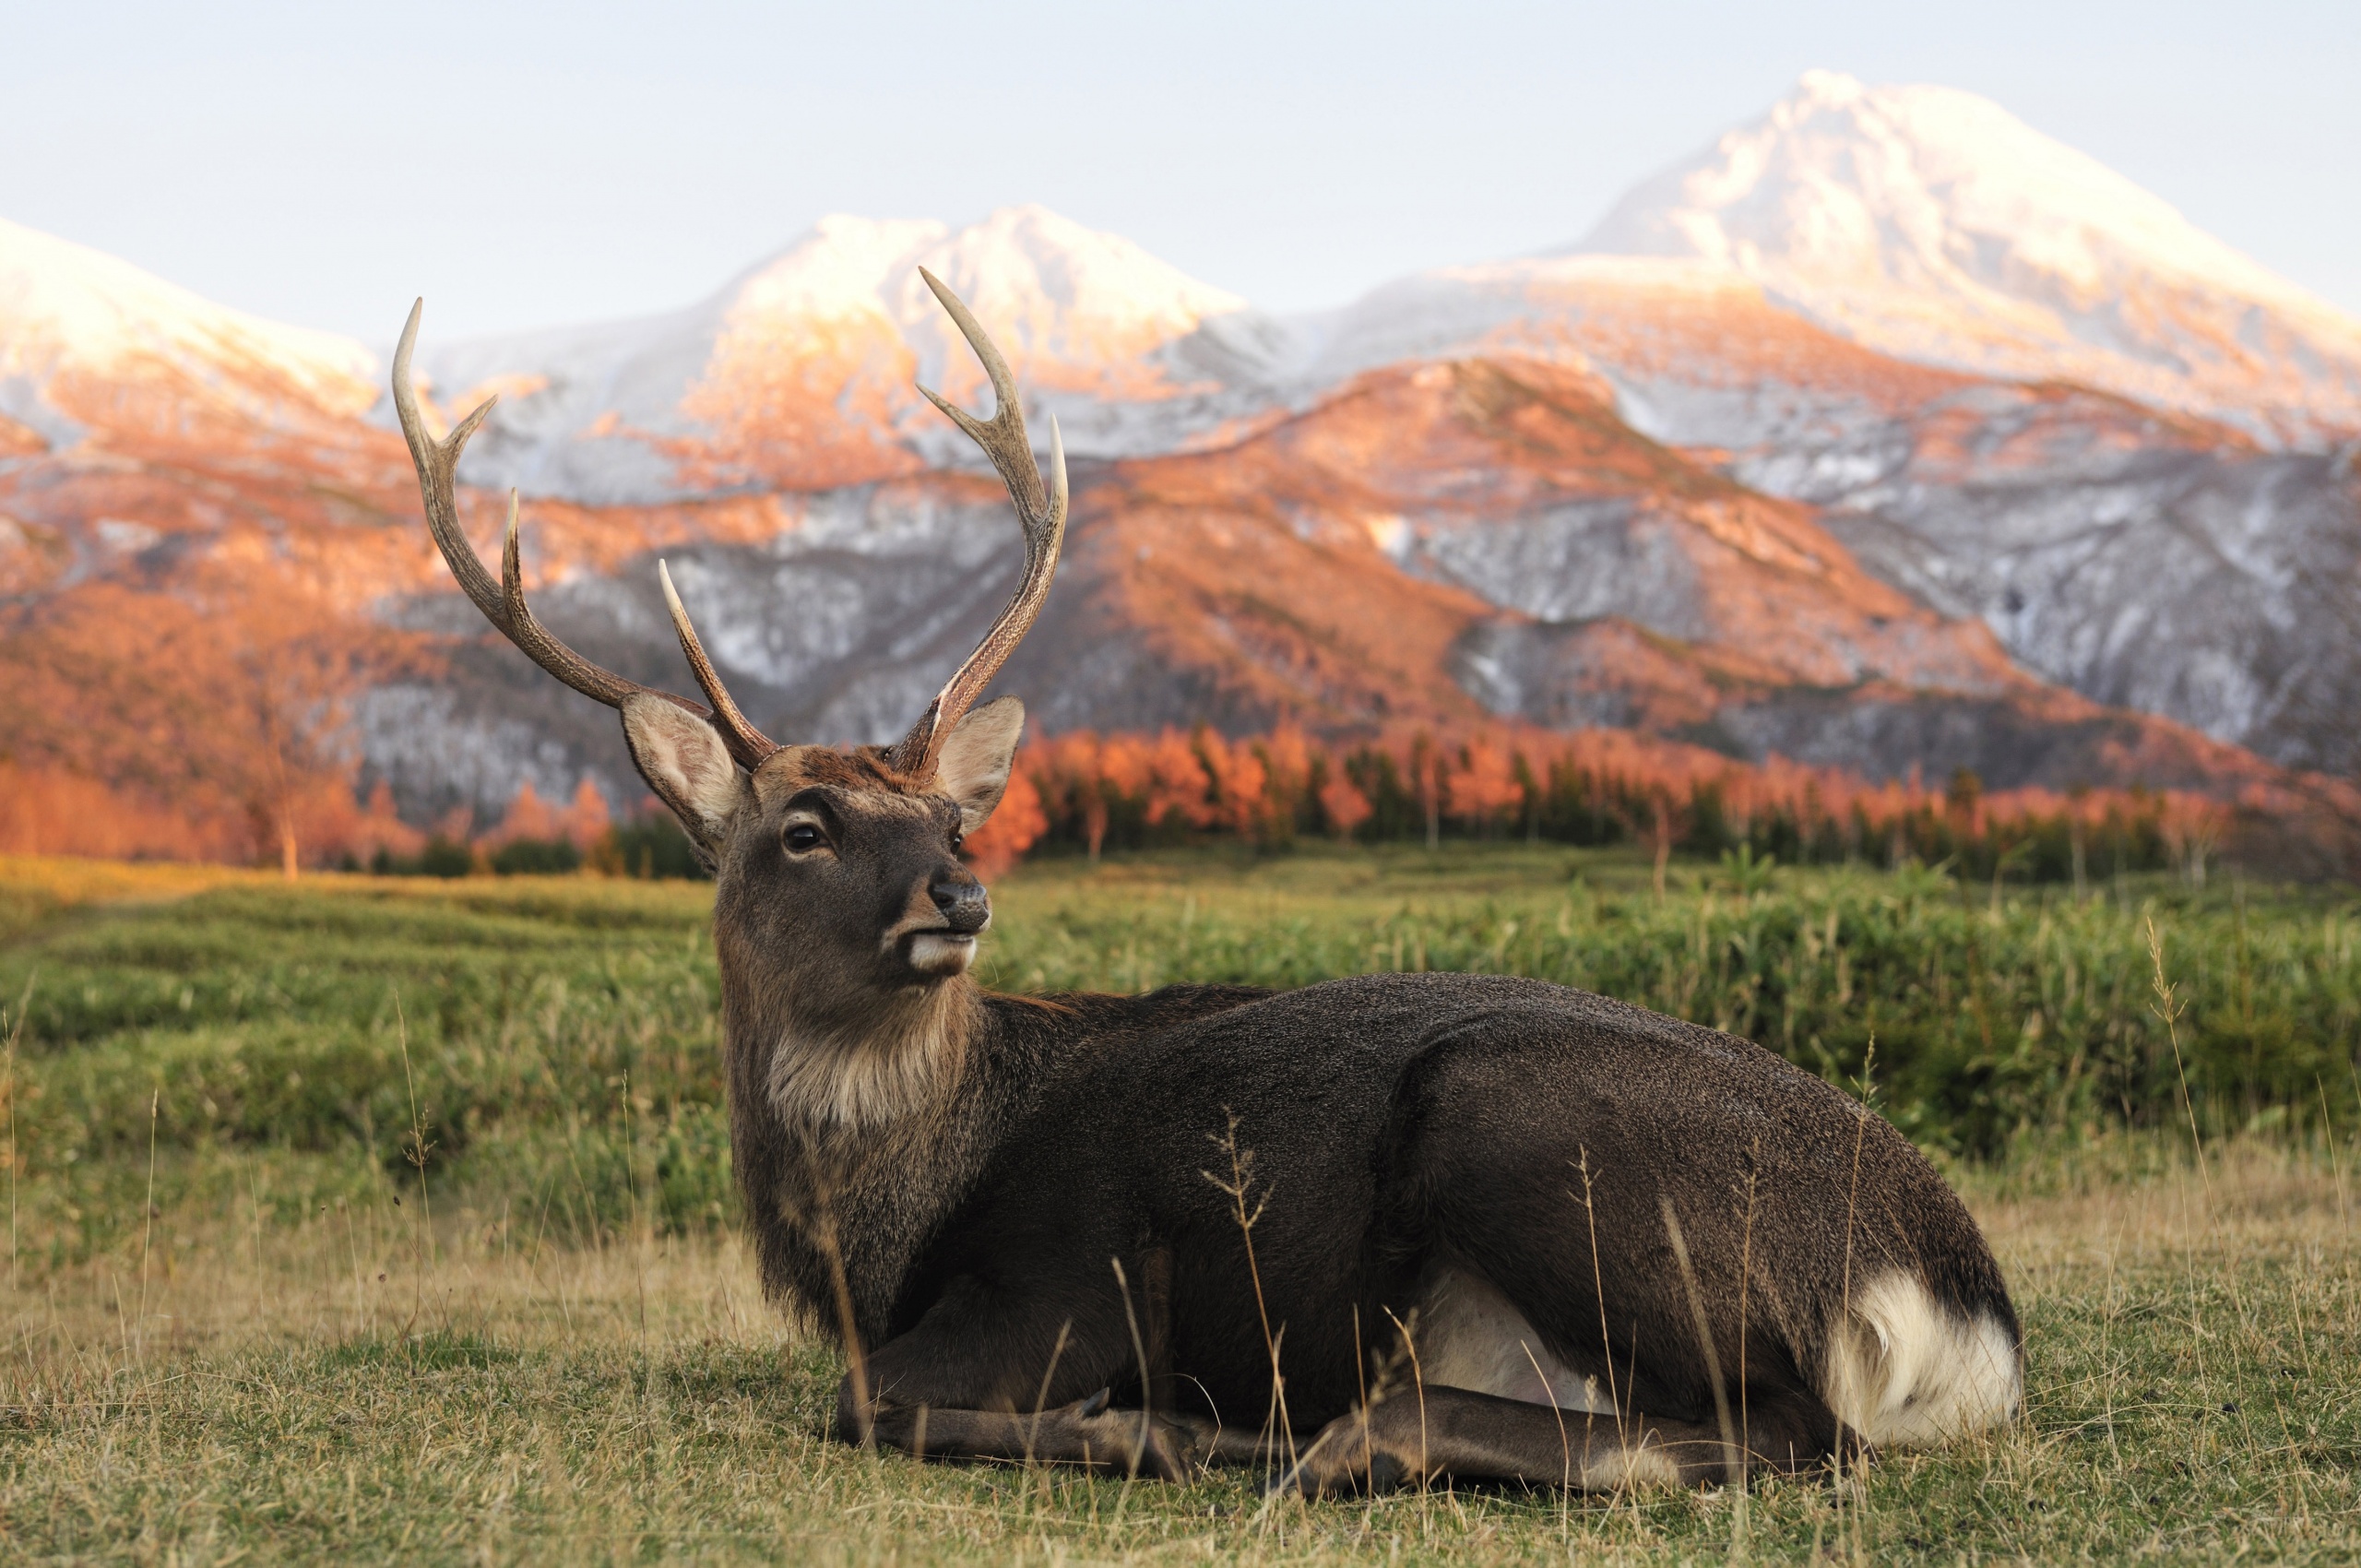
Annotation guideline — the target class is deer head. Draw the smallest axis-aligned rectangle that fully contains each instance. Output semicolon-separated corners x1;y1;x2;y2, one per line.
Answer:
393;271;1067;1127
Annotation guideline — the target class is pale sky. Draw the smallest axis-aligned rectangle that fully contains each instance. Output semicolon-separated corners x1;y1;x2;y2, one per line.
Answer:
6;0;2356;342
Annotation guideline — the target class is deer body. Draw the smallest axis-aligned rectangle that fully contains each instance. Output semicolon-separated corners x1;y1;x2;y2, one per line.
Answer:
733;966;2018;1487
395;274;2022;1492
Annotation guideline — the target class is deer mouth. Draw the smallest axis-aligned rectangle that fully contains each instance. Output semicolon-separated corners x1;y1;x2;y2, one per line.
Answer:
904;931;978;976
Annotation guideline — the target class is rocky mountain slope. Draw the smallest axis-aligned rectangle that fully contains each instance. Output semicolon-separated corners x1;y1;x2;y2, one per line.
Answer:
1313;257;2361;773
350;350;2274;826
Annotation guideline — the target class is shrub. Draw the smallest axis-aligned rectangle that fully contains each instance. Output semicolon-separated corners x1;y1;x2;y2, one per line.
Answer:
491;837;582;876
591;815;711;880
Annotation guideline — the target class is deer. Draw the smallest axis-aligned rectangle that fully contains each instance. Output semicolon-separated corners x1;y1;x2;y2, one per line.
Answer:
390;272;2023;1495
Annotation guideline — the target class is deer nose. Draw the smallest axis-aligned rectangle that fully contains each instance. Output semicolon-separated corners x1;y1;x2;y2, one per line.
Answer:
931;878;991;935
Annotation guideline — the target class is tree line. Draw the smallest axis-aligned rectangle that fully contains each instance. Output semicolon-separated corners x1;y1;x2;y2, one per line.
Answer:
967;726;2234;891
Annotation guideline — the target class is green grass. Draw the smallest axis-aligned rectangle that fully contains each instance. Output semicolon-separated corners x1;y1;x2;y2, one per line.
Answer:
0;847;2355;1562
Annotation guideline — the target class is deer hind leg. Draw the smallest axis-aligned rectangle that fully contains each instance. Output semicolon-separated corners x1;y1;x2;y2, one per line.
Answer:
1275;1383;1843;1496
1278;1264;1845;1496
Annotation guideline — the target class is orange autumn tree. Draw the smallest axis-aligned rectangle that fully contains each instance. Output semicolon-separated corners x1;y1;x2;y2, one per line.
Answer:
1034;731;1112;861
1198;731;1271;841
964;767;1048;878
221;586;391;877
1143;731;1216;832
1257;727;1317;847
487;778;615;851
1408;733;1445;850
0;574;415;871
1445;736;1525;838
1318;771;1373;840
2157;792;2232;889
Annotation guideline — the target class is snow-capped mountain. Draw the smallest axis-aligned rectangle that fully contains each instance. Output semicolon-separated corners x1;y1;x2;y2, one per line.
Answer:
0;216;377;448
399;74;2361;517
1570;70;2361;444
405;206;1264;504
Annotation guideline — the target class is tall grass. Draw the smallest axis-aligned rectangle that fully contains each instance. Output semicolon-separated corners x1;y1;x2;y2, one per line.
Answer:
0;873;730;1265
979;848;2358;1151
0;848;2355;1277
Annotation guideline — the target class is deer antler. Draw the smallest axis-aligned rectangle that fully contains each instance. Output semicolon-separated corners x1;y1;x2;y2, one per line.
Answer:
888;268;1070;779
393;300;778;770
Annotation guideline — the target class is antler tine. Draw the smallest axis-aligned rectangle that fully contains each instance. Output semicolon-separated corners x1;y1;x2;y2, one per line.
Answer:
913;267;1052;524
393;298;506;627
659;560;778;768
891;270;1071;778
396;302;769;743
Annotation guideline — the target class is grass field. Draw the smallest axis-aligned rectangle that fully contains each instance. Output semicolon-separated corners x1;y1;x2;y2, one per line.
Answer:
0;847;2355;1563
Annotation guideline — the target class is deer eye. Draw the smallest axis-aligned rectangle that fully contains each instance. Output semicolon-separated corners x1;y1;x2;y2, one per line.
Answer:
783;823;825;854
950;828;965;851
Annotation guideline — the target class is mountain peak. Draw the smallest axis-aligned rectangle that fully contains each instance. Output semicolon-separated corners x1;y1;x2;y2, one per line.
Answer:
896;205;1247;385
405;203;1257;503
1573;72;2361;441
722;215;950;319
712;205;1243;346
1791;67;1868;107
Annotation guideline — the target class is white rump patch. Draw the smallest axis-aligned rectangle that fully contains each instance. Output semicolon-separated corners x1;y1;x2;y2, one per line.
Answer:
1414;1266;1613;1415
1821;1272;2022;1449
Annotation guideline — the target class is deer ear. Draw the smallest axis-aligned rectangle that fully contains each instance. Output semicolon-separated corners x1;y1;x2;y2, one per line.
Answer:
621;693;742;858
934;696;1025;834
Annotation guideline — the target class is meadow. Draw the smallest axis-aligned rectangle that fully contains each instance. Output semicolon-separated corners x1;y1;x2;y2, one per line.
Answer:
0;845;2354;1563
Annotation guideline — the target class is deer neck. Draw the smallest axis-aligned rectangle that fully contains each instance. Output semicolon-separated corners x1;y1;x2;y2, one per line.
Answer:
721;968;1003;1339
757;971;980;1143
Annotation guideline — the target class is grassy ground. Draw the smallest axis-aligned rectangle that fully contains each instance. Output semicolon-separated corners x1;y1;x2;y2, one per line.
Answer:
0;847;2355;1562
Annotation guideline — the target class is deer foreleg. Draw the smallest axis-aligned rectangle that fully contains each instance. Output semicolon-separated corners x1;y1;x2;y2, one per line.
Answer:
836;1253;1242;1479
852;1386;1224;1479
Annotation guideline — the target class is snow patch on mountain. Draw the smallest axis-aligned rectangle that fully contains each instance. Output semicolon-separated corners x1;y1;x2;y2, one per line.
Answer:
0;217;377;441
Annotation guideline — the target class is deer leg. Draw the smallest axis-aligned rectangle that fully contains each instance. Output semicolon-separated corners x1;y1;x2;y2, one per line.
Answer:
856;1386;1220;1479
836;1249;1256;1480
1275;1384;1844;1496
845;1378;1281;1479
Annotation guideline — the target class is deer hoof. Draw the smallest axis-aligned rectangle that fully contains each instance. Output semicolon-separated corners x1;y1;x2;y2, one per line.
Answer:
1269;1411;1409;1497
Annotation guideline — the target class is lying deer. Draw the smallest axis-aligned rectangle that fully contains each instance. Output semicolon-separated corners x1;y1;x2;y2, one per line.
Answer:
392;275;2021;1492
